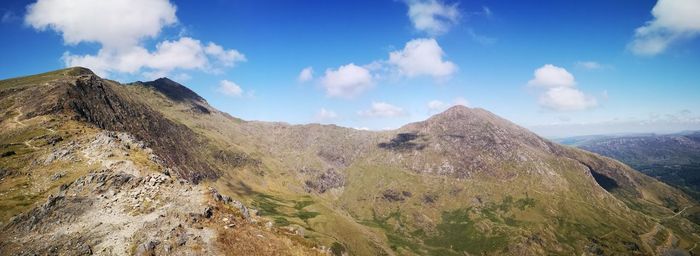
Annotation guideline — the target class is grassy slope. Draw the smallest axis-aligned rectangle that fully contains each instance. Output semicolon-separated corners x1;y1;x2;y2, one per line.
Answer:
0;69;99;222
0;69;324;255
126;81;700;255
5;69;697;255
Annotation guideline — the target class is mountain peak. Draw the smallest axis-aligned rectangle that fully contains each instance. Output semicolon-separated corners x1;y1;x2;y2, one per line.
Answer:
60;66;96;76
142;77;206;103
435;105;485;118
443;104;471;113
422;105;500;127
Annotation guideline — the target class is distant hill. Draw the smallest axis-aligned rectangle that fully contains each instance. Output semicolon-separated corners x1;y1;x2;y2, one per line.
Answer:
559;131;700;201
1;68;699;255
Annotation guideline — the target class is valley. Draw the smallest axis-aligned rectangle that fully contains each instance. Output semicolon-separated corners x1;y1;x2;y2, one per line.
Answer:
0;68;699;255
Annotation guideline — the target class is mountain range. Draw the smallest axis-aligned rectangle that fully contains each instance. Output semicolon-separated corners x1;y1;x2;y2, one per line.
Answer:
1;68;699;255
558;132;700;202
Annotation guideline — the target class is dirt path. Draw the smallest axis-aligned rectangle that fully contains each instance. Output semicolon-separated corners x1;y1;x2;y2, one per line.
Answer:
13;107;25;127
639;223;662;254
662;206;691;220
23;140;38;150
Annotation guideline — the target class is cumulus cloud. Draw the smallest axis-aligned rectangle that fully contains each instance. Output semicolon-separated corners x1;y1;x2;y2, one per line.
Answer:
25;0;245;78
359;102;405;118
218;80;243;97
405;0;459;35
320;63;374;98
63;37;245;77
309;38;457;98
528;64;598;111
538;87;597;111
388;38;457;79
527;64;576;88
314;108;338;122
25;0;177;50
204;42;246;67
629;0;700;56
298;67;313;83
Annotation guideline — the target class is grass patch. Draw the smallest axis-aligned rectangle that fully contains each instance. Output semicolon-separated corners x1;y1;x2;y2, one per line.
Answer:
252;193;284;216
0;67;82;89
274;217;291;226
296;210;320;221
294;200;314;210
250;192;320;226
425;207;509;255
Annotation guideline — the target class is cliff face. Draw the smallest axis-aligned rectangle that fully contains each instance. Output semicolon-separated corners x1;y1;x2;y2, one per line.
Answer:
6;71;230;182
64;75;218;182
0;68;322;255
1;68;699;255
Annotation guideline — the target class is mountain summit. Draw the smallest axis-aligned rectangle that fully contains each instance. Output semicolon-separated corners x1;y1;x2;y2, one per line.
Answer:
1;68;699;255
141;77;207;103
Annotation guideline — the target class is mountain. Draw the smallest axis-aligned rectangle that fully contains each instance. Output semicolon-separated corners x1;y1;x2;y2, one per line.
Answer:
559;132;700;201
1;68;699;255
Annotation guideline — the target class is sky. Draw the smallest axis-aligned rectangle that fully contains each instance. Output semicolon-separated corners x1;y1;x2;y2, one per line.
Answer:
1;0;699;138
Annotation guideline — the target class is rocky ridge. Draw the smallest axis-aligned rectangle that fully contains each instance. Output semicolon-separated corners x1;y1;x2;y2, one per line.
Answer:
1;67;699;255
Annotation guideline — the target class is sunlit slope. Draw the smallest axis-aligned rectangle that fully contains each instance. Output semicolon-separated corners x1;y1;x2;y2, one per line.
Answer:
2;68;699;255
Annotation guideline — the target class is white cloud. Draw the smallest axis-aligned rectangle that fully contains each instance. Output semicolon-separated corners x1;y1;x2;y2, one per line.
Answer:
629;0;700;56
405;0;459;35
305;38;457;96
527;64;576;88
320;63;374;98
538;86;597;111
25;0;177;50
218;80;243;97
575;61;602;70
359;102;405;118
388;38;457;79
204;42;246;67
298;67;314;83
528;64;598;111
63;37;245;77
25;0;245;78
427;100;446;111
315;108;338;122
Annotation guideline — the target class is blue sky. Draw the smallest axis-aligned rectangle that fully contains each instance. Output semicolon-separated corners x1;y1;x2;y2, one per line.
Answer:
1;0;699;137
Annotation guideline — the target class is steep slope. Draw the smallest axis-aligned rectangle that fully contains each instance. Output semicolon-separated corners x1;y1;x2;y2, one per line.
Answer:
0;68;325;255
134;75;700;255
560;132;700;201
1;68;700;255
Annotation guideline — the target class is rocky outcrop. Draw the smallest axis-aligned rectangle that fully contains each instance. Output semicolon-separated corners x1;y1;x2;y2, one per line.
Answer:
304;169;346;193
2;68;698;256
63;75;219;182
0;128;321;256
